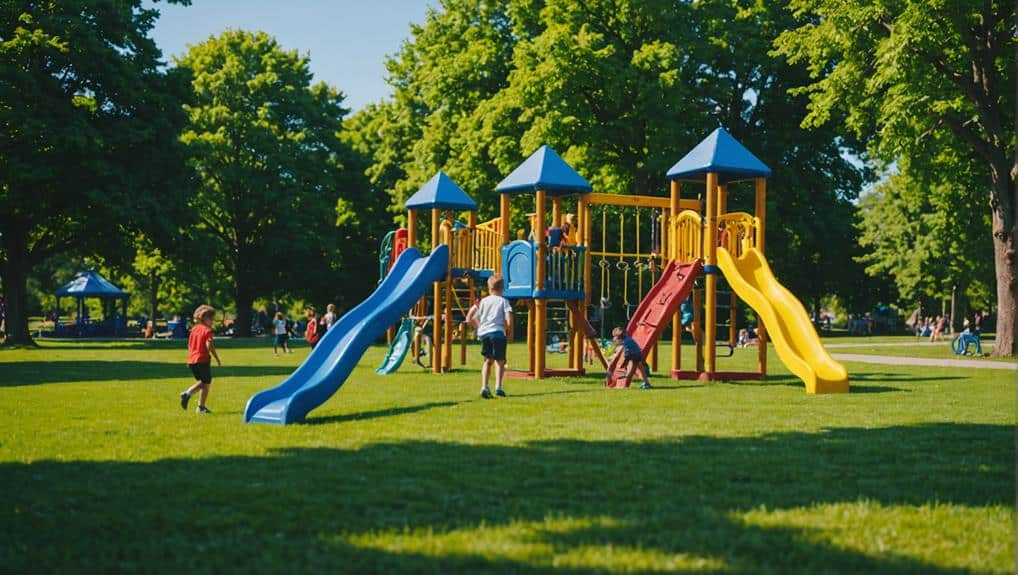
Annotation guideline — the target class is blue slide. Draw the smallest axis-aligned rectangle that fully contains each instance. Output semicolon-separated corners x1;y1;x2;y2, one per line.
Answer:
244;245;449;424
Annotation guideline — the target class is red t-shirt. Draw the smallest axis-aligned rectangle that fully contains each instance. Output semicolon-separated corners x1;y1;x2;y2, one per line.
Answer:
305;320;319;344
187;324;213;364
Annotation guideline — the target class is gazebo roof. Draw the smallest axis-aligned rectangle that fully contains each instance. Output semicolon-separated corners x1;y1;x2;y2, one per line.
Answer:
405;172;477;211
666;127;771;184
56;270;128;298
496;145;592;196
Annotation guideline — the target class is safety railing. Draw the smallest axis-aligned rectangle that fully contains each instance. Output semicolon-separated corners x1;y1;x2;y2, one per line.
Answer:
545;246;586;294
473;218;501;272
670;210;704;263
717;212;758;258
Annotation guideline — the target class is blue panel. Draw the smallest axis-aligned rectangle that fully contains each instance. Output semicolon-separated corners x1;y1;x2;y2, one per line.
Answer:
666;127;771;184
496;145;593;195
405;172;478;210
502;240;535;298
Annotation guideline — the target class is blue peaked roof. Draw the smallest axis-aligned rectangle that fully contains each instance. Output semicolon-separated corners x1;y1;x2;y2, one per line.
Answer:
405;172;477;210
495;145;592;195
56;270;128;298
666;127;772;183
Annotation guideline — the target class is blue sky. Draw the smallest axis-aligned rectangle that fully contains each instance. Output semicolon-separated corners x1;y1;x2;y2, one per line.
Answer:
146;1;433;111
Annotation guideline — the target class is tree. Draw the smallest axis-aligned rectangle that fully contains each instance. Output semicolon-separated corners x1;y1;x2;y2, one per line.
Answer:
0;1;191;345
857;152;994;318
774;0;1016;355
351;0;869;309
176;30;373;337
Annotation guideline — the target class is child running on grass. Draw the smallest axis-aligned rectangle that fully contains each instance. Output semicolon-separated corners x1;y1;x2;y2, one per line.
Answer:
180;305;222;414
272;311;291;356
466;274;512;399
610;326;652;390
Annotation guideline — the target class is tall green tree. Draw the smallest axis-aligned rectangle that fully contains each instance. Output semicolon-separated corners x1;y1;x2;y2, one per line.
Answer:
0;1;191;345
177;30;374;337
774;0;1016;355
857;152;994;316
351;0;869;310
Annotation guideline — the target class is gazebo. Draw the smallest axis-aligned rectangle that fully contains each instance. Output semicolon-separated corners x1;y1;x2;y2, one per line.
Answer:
55;270;129;337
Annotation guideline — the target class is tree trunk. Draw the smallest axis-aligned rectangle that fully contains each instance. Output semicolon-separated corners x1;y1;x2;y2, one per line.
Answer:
234;282;254;338
0;228;36;346
149;270;159;334
990;205;1016;357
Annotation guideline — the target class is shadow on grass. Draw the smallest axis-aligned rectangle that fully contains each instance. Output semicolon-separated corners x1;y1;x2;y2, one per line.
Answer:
306;401;460;425
0;361;295;387
1;423;1010;574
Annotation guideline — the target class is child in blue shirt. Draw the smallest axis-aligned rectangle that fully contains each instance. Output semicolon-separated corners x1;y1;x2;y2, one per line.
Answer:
611;326;651;389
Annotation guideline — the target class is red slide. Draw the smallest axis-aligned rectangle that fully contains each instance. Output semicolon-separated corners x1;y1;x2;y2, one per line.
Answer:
606;260;703;388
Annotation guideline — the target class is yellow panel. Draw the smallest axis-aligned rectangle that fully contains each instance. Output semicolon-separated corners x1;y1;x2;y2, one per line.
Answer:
716;247;849;394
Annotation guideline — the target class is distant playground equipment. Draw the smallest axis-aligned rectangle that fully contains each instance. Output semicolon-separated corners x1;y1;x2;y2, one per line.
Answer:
245;127;848;424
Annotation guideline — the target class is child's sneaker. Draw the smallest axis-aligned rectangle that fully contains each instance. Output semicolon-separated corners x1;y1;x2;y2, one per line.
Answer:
180;392;190;410
480;388;493;399
495;388;507;397
196;405;212;414
640;381;652;390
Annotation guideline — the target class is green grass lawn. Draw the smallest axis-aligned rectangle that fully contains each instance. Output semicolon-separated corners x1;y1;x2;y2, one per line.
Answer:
0;336;1013;574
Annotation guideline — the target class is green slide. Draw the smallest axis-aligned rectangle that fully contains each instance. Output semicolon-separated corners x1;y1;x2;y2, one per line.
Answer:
376;317;415;375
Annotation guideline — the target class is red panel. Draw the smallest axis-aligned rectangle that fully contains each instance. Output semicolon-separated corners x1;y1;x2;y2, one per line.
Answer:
606;260;702;388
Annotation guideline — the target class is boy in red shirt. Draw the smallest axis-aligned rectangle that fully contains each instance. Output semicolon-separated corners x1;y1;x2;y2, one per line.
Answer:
180;305;222;413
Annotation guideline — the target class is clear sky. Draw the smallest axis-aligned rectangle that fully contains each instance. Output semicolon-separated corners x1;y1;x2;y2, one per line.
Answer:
145;1;432;111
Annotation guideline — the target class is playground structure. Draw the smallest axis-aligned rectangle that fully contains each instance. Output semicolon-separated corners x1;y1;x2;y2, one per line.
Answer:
245;128;848;424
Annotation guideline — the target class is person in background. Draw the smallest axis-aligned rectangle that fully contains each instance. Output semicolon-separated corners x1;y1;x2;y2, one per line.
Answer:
322;303;337;333
272;311;292;356
305;308;320;349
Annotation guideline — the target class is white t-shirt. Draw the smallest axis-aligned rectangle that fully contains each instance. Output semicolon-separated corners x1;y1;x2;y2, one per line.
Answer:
323;311;336;329
473;295;512;338
273;319;286;335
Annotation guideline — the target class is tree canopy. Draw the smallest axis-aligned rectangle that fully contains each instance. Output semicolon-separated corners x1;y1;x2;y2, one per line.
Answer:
0;0;191;344
774;0;1015;354
176;30;378;337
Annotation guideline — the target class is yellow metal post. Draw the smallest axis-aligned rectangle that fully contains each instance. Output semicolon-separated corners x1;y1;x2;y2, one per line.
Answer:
534;190;547;378
499;193;511;273
407;209;417;249
755;177;767;375
526;300;535;372
670;180;681;376
575;195;589;371
702;173;718;379
432;209;442;374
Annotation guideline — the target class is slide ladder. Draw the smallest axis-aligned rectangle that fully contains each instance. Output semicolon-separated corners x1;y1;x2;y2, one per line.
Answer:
606;260;703;387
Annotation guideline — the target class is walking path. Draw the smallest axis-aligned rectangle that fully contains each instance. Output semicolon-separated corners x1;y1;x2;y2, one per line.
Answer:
825;340;989;348
831;353;1016;371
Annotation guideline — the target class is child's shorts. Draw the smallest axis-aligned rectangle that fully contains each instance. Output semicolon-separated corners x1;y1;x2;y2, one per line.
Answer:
274;333;289;345
624;350;644;363
188;362;212;385
480;333;507;361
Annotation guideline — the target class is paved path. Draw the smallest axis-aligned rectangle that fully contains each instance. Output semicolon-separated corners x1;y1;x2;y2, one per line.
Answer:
825;340;992;348
831;353;1016;371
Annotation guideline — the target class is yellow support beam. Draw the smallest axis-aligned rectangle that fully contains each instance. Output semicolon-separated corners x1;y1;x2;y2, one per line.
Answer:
534;190;547;379
703;173;718;378
587;192;700;211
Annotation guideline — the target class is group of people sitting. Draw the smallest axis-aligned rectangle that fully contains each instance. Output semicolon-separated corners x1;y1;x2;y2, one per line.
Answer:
914;315;950;341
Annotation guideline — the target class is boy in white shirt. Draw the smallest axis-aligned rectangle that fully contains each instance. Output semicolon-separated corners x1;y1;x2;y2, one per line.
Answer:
466;274;513;399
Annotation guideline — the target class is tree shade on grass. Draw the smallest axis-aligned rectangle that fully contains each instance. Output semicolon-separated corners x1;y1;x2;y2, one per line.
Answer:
0;338;1012;573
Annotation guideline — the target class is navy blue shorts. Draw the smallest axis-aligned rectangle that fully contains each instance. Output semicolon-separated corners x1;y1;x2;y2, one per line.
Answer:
274;334;289;345
188;362;212;385
480;333;507;361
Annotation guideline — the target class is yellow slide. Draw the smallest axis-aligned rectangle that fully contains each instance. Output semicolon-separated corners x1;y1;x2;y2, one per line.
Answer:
716;247;848;394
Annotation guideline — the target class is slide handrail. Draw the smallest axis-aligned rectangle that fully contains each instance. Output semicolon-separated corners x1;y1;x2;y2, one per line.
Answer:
670;210;703;262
